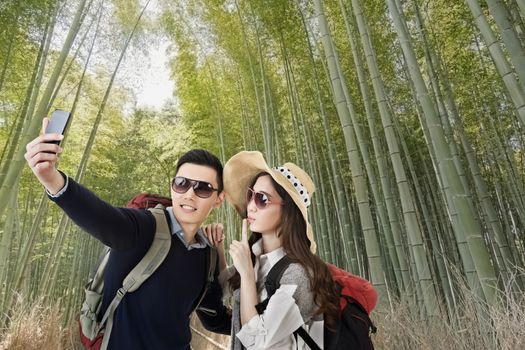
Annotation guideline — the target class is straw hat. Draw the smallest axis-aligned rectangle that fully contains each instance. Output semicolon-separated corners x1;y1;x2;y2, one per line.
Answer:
223;151;317;253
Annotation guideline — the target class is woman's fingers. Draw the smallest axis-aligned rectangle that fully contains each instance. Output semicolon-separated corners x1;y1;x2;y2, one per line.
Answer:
241;219;248;243
229;240;249;262
229;240;253;278
203;225;214;245
203;223;225;247
214;223;224;243
229;240;242;255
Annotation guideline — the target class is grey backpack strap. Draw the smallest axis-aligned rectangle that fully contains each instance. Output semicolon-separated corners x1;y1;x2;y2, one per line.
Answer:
193;246;217;315
99;207;171;350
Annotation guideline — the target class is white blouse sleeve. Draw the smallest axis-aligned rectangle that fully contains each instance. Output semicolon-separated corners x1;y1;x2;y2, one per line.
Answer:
235;284;305;349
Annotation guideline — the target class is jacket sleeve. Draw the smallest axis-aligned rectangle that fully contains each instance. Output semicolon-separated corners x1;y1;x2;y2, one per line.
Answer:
48;172;155;251
195;254;232;335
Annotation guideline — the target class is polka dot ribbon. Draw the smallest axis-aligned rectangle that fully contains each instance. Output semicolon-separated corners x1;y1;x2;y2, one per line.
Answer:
275;166;311;208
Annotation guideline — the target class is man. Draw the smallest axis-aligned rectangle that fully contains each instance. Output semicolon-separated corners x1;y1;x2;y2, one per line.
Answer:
25;119;231;349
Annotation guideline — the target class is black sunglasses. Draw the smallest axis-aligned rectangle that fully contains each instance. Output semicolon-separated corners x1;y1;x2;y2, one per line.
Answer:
246;188;283;209
171;176;218;198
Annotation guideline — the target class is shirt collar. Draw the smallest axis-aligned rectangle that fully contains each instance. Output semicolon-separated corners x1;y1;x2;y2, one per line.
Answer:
252;238;285;267
166;207;210;250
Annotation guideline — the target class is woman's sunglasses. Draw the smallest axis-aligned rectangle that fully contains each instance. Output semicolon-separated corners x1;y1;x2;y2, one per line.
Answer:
246;188;283;209
171;176;218;198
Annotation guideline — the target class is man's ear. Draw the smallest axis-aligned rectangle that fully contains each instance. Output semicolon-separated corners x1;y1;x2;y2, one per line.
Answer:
213;191;225;209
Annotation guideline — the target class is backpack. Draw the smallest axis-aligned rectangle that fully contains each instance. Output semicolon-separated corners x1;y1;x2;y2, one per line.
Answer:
78;193;217;350
125;192;172;209
257;256;377;350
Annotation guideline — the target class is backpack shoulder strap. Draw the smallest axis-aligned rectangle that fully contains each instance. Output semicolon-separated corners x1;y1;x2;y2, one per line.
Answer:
193;245;217;314
265;255;292;296
124;207;171;292
98;207;171;350
255;255;292;314
295;326;322;350
88;246;111;294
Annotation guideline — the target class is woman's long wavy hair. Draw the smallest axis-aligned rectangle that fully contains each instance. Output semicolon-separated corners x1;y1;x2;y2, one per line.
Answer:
228;172;339;328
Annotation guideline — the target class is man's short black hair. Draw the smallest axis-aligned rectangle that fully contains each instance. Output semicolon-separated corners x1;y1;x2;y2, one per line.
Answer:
175;149;224;192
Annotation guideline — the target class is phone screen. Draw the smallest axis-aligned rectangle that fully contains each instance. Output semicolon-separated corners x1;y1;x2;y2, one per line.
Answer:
45;110;71;136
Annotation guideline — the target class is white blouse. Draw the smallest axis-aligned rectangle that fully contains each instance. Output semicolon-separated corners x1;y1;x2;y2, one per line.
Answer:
219;239;324;349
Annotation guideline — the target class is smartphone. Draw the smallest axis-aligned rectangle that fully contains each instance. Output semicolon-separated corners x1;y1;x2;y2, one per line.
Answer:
45;109;71;146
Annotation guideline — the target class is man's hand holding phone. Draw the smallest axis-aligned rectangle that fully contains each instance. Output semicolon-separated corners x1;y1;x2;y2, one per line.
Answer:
25;112;70;195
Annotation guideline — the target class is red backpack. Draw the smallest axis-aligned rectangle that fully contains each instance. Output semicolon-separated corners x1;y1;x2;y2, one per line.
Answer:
125;193;172;209
258;256;377;350
327;263;377;314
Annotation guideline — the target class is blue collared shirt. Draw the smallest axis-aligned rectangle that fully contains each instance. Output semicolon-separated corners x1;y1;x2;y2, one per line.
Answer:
162;207;210;251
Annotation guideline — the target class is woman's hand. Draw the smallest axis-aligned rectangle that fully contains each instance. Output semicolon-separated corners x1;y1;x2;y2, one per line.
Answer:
203;223;225;249
229;219;254;279
203;223;227;272
231;219;258;325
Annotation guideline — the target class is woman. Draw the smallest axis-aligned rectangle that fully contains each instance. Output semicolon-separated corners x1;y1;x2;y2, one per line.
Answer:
206;151;338;349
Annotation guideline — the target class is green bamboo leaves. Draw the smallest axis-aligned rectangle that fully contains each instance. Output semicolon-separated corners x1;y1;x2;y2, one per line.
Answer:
1;0;524;333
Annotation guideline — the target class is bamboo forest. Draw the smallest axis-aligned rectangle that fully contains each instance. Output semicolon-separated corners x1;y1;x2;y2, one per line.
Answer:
0;0;524;349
